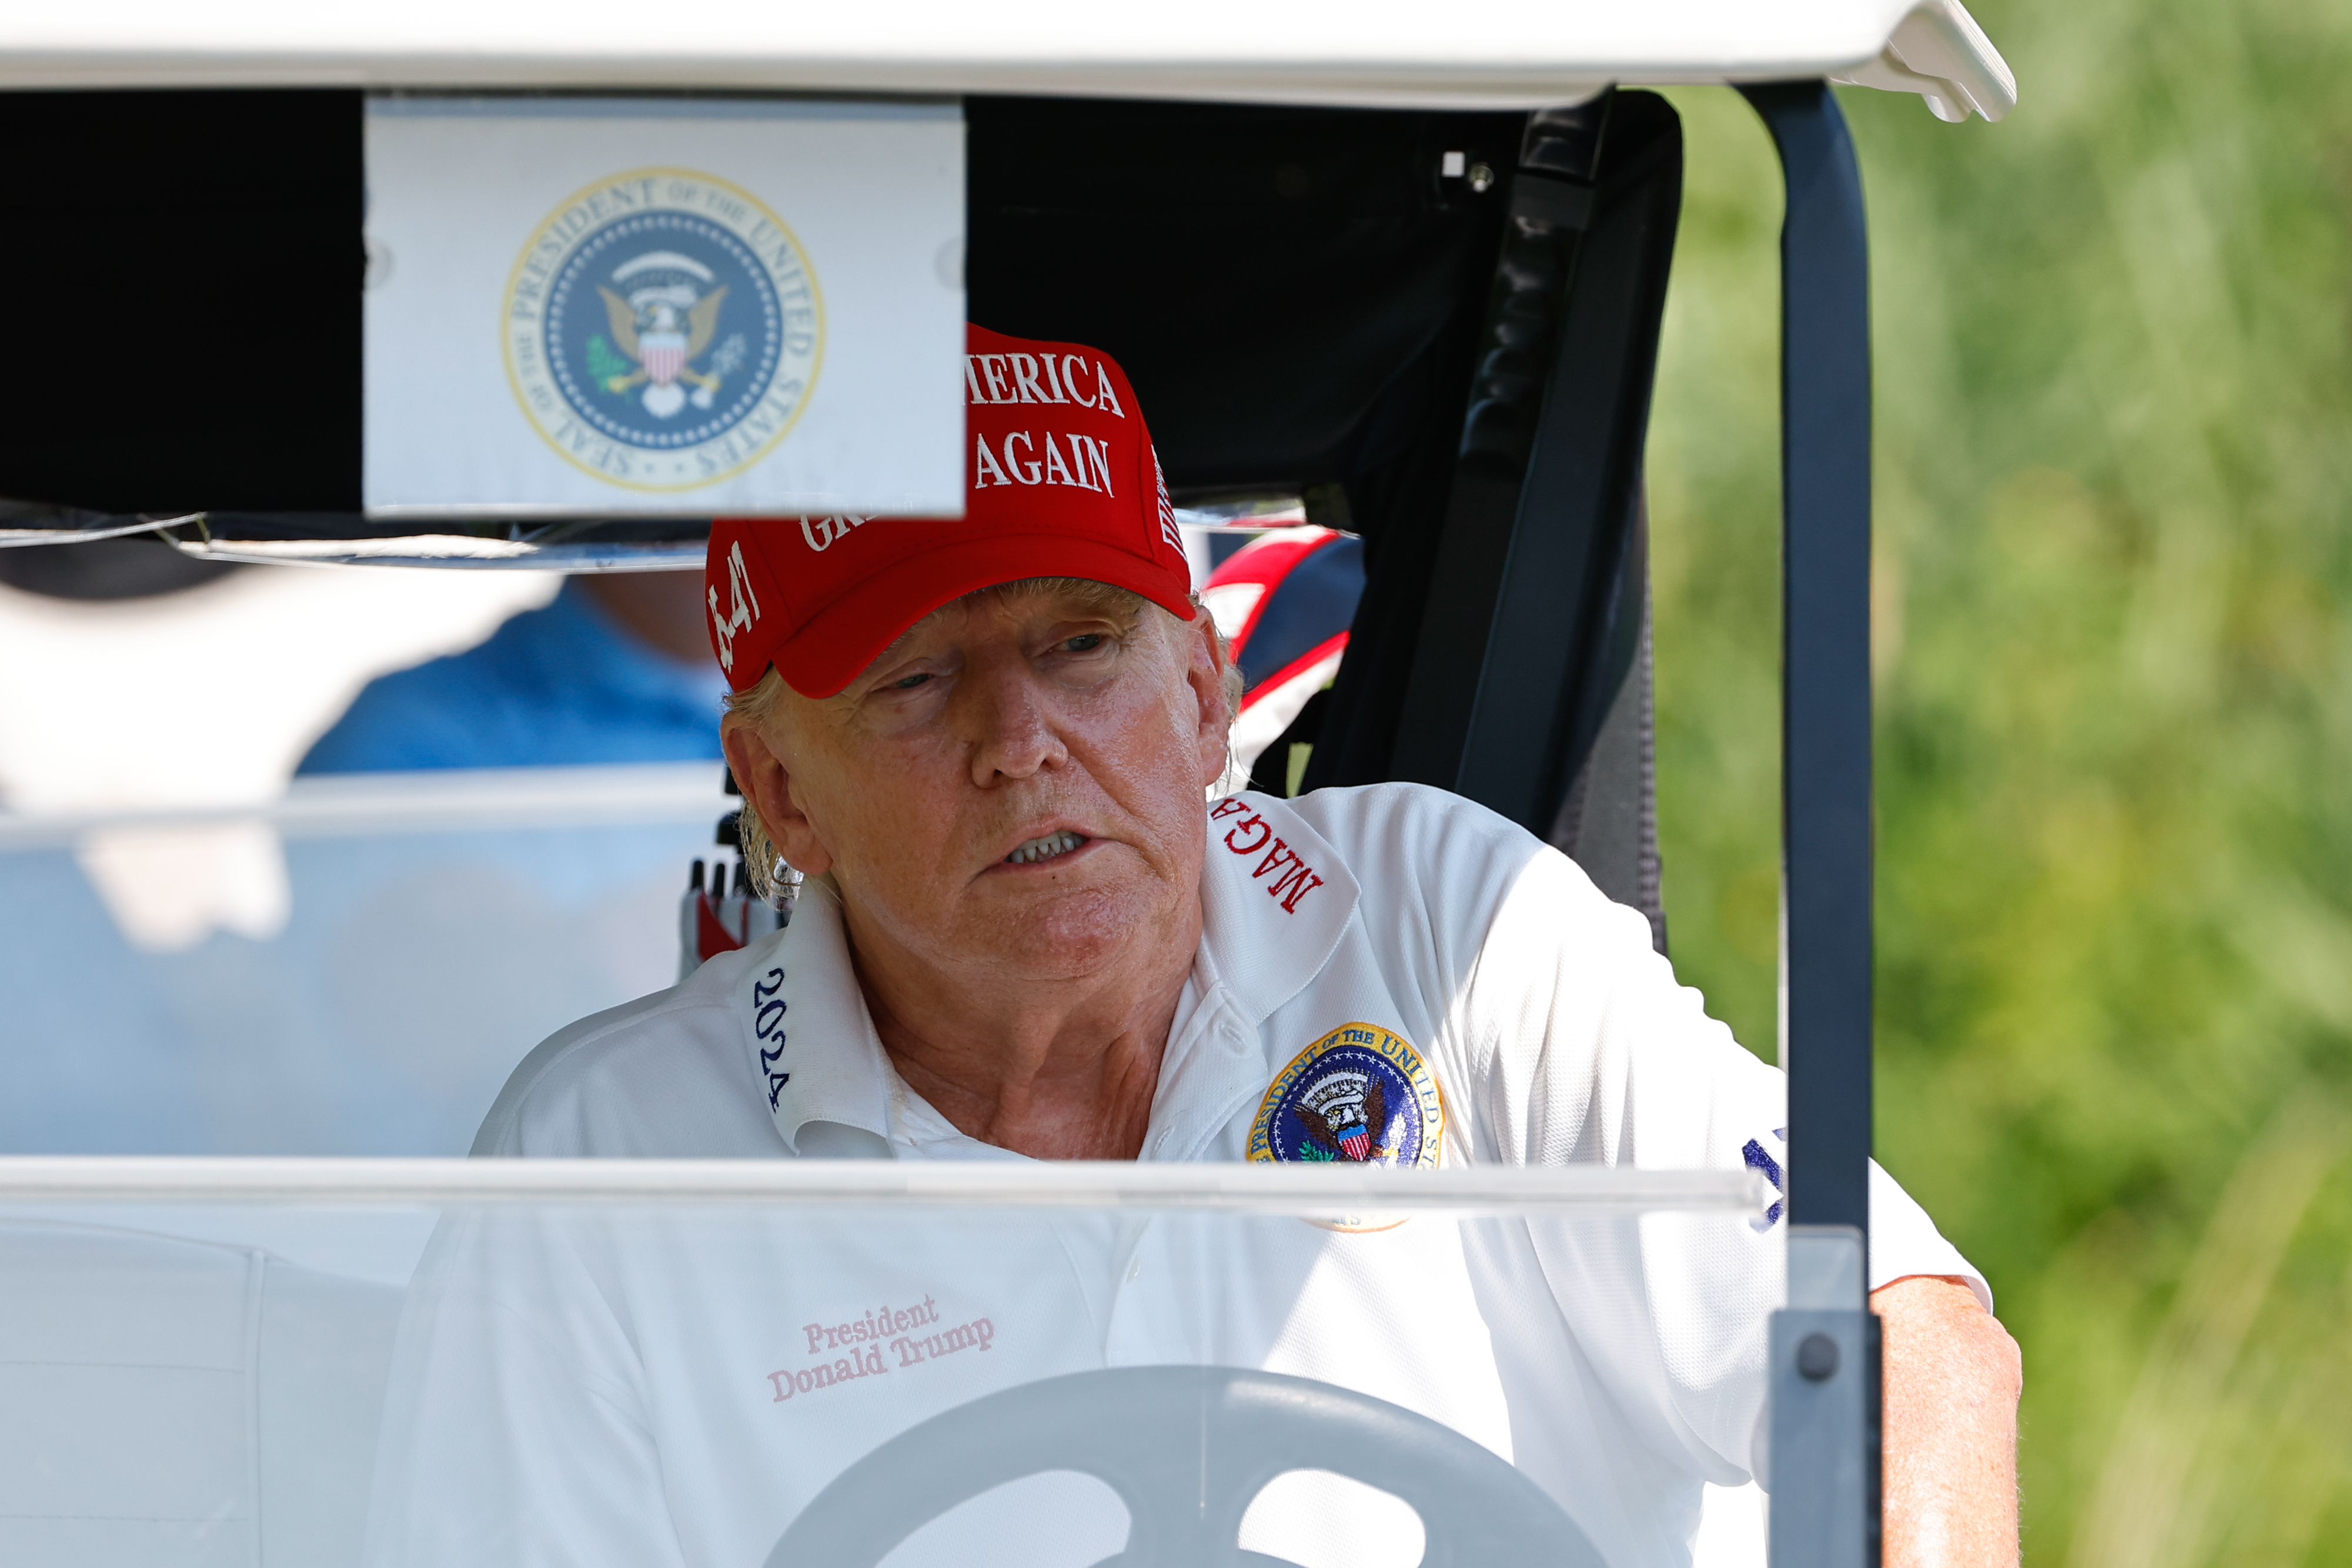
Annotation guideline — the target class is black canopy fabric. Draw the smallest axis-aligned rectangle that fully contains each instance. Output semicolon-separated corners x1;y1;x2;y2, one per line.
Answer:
0;90;364;516
967;96;1522;512
0;92;1519;520
0;88;1679;939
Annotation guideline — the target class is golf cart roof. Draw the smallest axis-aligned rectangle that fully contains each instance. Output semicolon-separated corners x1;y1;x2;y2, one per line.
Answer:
1;0;2013;121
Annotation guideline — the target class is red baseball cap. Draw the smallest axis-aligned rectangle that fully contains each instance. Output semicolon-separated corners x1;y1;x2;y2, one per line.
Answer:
704;323;1195;697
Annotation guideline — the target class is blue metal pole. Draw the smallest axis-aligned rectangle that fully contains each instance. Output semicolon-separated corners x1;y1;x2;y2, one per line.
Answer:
1738;78;1879;1568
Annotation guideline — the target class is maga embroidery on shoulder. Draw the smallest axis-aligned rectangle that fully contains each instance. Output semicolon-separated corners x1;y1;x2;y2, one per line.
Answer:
1210;796;1326;913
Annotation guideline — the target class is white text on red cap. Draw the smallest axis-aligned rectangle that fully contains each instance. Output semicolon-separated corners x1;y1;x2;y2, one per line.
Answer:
708;539;763;674
799;516;871;553
1152;450;1182;555
974;433;1117;494
964;353;1127;416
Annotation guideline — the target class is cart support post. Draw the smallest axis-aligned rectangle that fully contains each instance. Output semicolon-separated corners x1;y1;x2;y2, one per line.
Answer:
1739;79;1880;1568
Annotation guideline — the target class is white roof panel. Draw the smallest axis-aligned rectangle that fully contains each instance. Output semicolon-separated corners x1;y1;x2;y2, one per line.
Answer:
0;0;2012;119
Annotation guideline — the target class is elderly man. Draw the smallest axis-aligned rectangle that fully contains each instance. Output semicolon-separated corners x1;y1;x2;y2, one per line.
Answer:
369;325;2019;1568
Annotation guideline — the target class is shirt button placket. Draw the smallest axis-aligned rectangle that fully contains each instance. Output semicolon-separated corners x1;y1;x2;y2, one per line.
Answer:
1102;1219;1159;1366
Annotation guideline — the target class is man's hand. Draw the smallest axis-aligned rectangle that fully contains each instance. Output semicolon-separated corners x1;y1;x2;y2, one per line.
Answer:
1874;1274;2023;1568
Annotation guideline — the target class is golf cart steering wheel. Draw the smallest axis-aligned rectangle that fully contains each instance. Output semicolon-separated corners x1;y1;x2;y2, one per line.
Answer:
763;1365;1607;1568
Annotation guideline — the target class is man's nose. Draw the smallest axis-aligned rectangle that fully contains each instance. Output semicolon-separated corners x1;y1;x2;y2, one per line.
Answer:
963;662;1068;786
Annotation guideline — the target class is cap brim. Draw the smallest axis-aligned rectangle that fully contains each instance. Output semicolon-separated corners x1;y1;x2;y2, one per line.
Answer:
769;534;1197;698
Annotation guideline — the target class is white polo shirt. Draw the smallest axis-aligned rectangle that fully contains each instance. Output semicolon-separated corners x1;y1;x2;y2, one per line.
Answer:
365;784;1983;1568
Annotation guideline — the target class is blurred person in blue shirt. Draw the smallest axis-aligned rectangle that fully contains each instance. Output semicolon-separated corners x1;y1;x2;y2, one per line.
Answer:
300;572;724;773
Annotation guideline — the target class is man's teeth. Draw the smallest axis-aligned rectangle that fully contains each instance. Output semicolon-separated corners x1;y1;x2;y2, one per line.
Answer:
1006;830;1085;865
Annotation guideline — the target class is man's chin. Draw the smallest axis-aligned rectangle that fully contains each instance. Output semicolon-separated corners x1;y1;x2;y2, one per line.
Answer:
956;883;1165;977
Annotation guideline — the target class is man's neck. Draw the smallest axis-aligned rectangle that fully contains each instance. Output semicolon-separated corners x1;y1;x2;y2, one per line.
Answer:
842;900;1200;1162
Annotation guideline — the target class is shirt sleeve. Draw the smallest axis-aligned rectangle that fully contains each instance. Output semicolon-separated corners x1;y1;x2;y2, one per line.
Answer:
362;1210;691;1568
1446;844;1988;1483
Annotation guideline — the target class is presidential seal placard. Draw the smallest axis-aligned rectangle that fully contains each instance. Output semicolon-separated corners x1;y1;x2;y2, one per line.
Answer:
1250;1023;1444;1169
504;168;824;492
365;99;960;517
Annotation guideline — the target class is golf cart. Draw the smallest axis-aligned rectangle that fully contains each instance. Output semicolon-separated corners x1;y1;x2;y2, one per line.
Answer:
0;4;2013;1565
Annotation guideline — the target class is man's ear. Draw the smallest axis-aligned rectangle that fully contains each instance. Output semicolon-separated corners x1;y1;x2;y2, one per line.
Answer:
721;718;835;878
1182;607;1232;791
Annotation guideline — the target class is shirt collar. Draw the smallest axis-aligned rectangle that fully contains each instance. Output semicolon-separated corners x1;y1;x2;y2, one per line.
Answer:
736;882;897;1156
1199;790;1358;1025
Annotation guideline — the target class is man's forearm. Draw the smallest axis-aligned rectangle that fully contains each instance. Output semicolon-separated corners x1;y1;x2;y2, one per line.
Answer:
1873;1273;2023;1568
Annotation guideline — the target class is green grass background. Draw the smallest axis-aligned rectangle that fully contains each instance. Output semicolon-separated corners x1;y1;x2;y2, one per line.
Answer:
1646;3;2352;1559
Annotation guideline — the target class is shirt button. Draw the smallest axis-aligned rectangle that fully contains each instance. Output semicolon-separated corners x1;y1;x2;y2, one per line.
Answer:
1125;1255;1143;1283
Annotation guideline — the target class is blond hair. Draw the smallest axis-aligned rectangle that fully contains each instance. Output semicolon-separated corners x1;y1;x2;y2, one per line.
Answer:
723;580;1240;902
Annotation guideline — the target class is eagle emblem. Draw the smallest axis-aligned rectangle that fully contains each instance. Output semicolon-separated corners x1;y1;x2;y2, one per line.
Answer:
1249;1023;1443;1169
589;250;746;420
504;168;823;491
1294;1069;1390;1162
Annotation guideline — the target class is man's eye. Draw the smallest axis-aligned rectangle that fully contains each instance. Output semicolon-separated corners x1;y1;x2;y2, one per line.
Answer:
891;672;932;691
1063;633;1105;653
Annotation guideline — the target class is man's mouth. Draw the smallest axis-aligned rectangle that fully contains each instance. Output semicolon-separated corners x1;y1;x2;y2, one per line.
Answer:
1004;830;1087;866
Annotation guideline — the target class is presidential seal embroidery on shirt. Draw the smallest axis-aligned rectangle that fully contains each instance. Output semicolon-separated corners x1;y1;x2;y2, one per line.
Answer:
503;168;823;492
1250;1023;1444;1168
